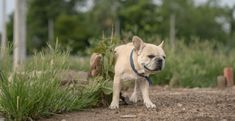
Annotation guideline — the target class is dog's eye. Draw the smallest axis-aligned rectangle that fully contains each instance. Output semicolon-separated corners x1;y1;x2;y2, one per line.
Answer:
163;56;166;59
148;55;155;59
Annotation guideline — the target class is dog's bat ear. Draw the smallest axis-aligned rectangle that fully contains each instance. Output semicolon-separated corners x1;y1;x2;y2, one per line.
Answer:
132;36;145;51
159;41;164;48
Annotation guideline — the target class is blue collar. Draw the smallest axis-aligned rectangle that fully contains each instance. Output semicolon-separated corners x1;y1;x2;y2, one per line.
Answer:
130;49;152;85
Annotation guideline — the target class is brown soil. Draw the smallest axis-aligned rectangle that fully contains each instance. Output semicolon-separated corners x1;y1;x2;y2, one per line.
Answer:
42;86;235;121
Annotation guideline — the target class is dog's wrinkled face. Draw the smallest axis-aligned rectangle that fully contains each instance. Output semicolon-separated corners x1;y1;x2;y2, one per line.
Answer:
138;44;165;72
132;36;165;72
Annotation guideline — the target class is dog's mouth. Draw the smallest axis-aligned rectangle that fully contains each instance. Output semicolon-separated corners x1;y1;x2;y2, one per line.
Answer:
155;65;162;71
144;65;162;72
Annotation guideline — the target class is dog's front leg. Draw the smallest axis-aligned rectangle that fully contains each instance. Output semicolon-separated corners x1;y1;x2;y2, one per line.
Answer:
130;79;138;103
109;75;121;109
140;79;156;108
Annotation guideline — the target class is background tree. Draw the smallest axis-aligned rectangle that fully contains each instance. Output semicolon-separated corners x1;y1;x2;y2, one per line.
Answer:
5;0;235;55
27;0;81;53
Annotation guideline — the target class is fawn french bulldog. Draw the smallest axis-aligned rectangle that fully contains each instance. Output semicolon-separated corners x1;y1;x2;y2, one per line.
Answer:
109;36;165;109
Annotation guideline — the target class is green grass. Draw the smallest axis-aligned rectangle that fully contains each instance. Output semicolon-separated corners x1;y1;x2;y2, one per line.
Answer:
68;56;90;71
0;44;112;121
0;46;13;76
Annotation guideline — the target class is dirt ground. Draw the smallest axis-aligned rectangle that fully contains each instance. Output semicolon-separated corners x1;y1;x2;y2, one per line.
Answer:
42;86;235;121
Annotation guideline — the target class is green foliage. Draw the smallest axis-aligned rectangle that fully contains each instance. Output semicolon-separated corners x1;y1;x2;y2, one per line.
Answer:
0;44;111;121
0;72;111;121
26;0;83;53
54;14;91;54
119;0;158;37
0;45;13;76
73;76;113;108
91;36;120;80
151;40;235;87
67;56;90;71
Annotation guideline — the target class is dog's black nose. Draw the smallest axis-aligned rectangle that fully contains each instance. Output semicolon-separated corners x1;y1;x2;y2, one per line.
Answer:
155;58;163;71
157;58;163;64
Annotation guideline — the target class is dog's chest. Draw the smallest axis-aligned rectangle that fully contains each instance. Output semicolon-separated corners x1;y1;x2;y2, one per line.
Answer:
120;72;138;81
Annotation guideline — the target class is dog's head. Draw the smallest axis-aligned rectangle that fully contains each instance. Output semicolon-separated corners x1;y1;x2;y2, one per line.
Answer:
132;36;165;73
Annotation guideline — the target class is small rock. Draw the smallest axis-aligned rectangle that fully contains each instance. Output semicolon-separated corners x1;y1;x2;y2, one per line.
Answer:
61;119;66;121
120;114;137;118
217;76;226;89
177;103;183;107
193;87;200;90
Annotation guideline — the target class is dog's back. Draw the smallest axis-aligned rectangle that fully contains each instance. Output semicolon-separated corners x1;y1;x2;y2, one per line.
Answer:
114;43;133;58
114;43;134;75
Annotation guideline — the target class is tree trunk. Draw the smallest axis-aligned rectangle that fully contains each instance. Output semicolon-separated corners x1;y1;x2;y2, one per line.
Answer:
170;14;176;50
1;0;7;57
13;0;27;70
48;19;54;44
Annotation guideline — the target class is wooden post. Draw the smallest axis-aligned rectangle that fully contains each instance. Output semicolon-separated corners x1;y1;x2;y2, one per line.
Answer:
13;0;27;70
224;67;234;87
1;0;7;56
217;75;226;89
170;14;176;50
48;19;54;43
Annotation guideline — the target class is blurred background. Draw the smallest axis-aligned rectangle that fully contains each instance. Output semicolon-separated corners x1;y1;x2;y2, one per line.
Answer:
1;0;235;54
0;0;235;87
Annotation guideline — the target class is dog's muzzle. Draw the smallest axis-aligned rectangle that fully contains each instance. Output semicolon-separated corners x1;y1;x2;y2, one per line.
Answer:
155;58;164;71
143;58;164;72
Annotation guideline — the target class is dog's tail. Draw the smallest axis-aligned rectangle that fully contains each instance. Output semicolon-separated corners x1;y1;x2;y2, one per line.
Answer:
114;46;120;57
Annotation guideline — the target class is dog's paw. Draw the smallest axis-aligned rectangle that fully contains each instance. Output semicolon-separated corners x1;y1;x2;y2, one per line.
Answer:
129;94;138;103
109;102;119;109
144;101;156;109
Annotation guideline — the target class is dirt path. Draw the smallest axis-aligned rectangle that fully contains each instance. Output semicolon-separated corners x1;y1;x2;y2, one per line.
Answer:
42;86;235;121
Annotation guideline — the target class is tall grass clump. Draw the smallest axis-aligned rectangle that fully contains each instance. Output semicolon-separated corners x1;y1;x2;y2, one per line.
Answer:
68;56;90;71
152;40;235;87
91;35;120;81
85;36;120;105
0;46;13;75
0;43;111;121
